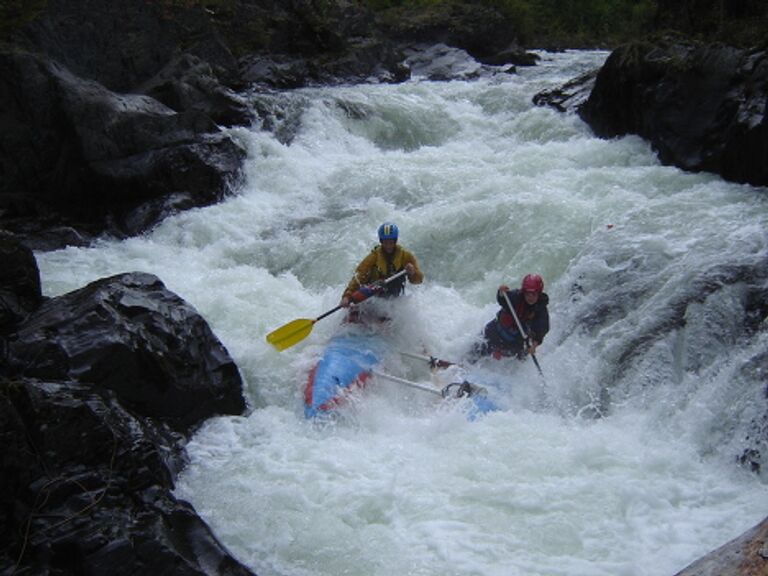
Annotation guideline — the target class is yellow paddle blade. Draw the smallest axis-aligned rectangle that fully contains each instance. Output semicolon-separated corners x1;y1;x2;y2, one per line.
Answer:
266;318;315;351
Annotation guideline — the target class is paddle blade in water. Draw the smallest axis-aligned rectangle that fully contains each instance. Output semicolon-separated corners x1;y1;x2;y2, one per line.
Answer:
266;318;315;351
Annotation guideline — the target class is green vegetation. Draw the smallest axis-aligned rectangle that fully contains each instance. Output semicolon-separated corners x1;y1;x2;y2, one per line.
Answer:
361;0;767;48
0;0;46;42
362;0;656;46
518;0;657;46
1;0;764;52
653;0;768;48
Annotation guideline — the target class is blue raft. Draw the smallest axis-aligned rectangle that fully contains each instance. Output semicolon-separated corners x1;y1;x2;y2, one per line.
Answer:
303;333;386;418
303;333;499;419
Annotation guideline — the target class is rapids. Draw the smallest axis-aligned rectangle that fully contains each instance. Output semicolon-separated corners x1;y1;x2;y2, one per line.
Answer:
36;50;768;576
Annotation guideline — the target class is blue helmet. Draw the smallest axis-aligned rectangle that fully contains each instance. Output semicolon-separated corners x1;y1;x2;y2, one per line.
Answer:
378;222;399;241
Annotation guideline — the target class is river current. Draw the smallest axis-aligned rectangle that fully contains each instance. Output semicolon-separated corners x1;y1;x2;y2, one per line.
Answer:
37;50;768;576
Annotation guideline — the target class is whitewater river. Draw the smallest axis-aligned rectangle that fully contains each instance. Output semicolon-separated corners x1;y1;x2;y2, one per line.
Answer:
37;50;768;576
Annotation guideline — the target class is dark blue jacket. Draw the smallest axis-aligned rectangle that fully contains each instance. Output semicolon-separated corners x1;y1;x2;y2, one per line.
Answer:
495;289;550;343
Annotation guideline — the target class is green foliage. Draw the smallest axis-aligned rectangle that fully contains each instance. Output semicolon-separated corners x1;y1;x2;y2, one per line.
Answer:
0;0;47;41
289;0;761;52
500;0;658;46
482;0;535;39
363;0;442;8
361;0;659;47
360;0;768;48
654;0;768;47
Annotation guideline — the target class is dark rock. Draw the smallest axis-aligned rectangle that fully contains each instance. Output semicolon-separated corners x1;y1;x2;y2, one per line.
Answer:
0;378;254;576
0;49;246;243
399;43;525;82
376;2;519;62
4;223;94;252
0;0;250;249
0;235;43;333
140;53;253;127
403;43;484;81
240;37;409;88
533;69;599;112
6;272;246;434
309;36;410;85
0;247;253;574
241;54;315;89
673;516;768;575
211;0;410;88
371;2;540;79
0;0;539;248
19;0;238;93
91;133;246;238
579;40;768;186
475;44;540;67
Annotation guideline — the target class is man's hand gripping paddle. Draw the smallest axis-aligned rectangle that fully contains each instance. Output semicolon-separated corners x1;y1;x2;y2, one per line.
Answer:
501;290;545;382
265;270;408;351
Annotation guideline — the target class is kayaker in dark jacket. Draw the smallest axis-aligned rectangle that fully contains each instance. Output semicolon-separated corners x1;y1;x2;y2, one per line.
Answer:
474;274;549;360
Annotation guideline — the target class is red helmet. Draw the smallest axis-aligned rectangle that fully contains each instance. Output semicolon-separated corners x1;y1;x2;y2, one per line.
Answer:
521;274;544;293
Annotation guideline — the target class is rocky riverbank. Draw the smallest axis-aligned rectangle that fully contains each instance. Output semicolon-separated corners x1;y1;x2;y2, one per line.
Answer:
0;236;254;574
3;2;764;251
0;0;535;250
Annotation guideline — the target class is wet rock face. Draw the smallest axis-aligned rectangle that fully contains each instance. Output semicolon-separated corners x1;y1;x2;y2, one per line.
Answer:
0;247;253;574
0;0;538;248
6;272;246;434
578;40;768;187
374;2;519;62
19;0;236;93
532;69;599;112
0;236;42;332
673;516;768;576
0;0;251;247
0;49;247;245
0;379;254;576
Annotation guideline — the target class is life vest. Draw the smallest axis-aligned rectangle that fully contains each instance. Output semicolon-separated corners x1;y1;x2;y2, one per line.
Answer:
497;305;531;330
494;311;522;342
368;246;407;297
495;294;534;341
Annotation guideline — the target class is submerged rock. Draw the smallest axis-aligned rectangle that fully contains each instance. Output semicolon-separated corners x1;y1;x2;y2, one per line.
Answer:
533;68;599;112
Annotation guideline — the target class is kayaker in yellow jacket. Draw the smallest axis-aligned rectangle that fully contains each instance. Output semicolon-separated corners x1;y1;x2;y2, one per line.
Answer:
340;222;424;308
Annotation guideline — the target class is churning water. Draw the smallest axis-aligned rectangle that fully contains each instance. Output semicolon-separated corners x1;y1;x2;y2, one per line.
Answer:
37;50;768;576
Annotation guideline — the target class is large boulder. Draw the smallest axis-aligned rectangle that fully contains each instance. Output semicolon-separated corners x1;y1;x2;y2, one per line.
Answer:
0;378;254;576
233;0;410;88
240;37;410;89
5;272;246;434
533;69;599;112
374;1;536;67
18;0;239;93
0;49;246;247
0;263;253;574
0;234;43;332
578;39;768;186
140;53;252;127
0;0;250;248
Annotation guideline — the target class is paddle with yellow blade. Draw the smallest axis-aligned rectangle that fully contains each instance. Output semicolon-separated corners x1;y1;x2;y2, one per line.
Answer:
265;269;408;351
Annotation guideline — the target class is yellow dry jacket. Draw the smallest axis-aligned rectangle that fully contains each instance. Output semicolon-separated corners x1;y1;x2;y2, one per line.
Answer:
343;245;423;299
